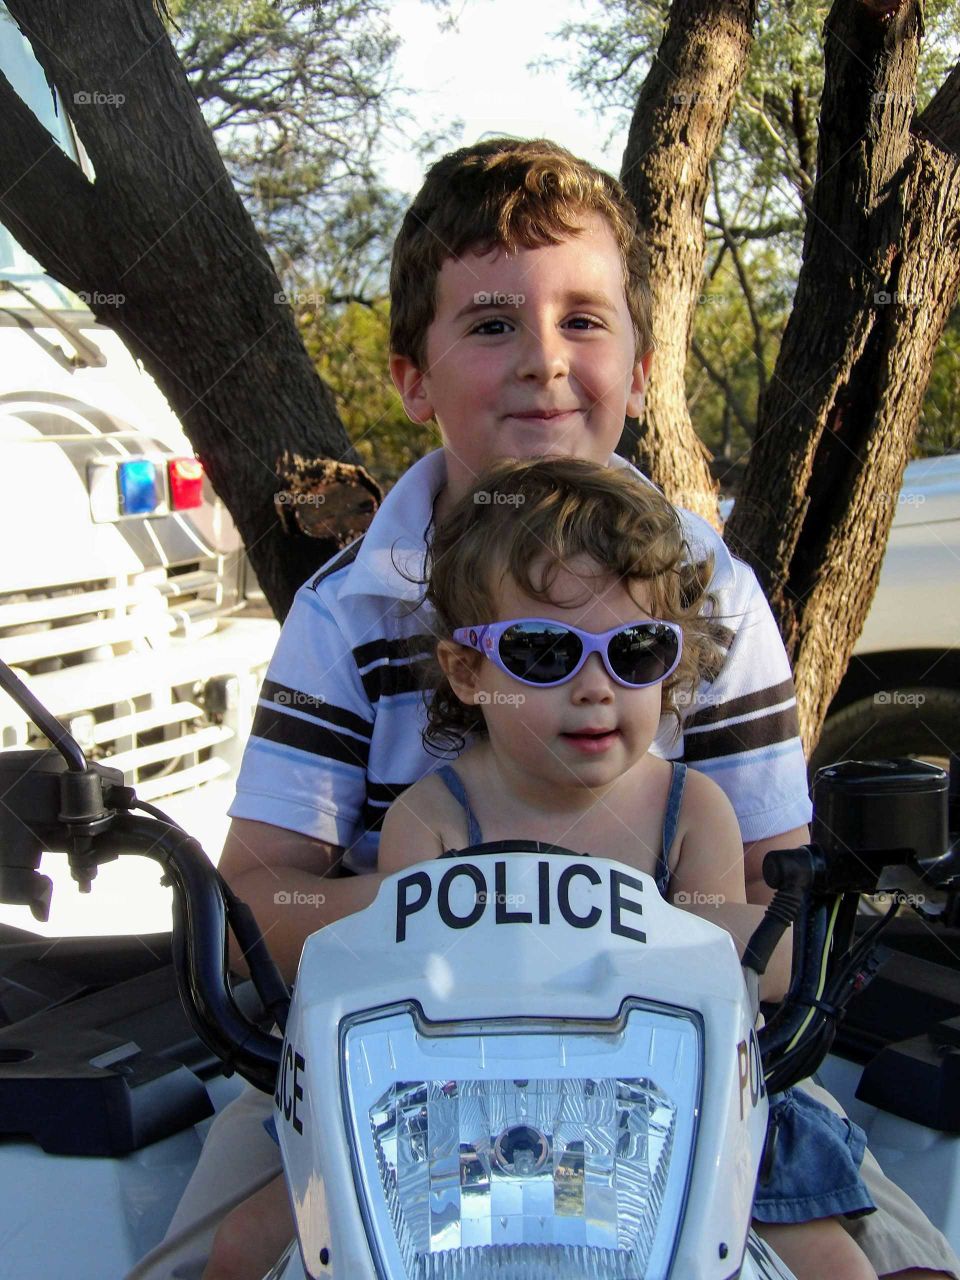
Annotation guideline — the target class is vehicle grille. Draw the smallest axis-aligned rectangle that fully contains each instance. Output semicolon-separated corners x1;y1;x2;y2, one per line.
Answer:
0;564;240;799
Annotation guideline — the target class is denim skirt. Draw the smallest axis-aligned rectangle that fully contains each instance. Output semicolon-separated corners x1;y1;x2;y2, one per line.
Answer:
752;1085;878;1224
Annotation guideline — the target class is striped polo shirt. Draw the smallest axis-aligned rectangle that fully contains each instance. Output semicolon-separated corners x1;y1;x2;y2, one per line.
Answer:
230;450;812;871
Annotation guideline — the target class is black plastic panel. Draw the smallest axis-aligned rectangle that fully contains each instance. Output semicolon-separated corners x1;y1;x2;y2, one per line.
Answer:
834;917;960;1131
0;929;264;1155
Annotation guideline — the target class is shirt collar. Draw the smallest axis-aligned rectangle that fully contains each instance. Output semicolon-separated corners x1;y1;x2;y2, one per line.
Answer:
339;450;446;600
340;448;735;599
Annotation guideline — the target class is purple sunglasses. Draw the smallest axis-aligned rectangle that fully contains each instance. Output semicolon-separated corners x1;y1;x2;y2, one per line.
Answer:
451;617;683;689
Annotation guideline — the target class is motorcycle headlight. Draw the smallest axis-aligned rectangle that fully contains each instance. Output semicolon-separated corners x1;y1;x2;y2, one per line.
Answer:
341;1001;701;1279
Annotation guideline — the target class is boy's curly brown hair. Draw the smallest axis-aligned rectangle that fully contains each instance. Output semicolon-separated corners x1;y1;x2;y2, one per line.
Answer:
422;458;724;755
390;137;654;372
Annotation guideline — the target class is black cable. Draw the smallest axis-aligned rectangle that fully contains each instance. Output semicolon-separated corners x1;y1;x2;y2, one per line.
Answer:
758;897;832;1068
0;659;86;772
129;797;186;829
742;888;803;976
820;898;900;1010
220;881;291;1032
764;898;900;1093
116;791;289;1032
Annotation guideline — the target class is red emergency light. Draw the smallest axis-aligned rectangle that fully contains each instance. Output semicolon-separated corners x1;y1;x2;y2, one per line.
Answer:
167;457;204;510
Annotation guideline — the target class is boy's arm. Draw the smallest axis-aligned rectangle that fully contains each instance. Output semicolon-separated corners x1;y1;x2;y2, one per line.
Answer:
744;825;811;905
221;776;449;980
669;770;792;1002
219;567;381;982
219;820;381;982
679;556;812;876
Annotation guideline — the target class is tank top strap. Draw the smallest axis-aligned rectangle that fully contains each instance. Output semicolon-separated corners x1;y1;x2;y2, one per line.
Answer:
655;762;688;897
433;764;485;848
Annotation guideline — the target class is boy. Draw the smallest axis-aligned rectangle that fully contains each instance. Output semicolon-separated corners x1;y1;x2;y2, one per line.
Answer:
134;139;957;1280
222;138;812;971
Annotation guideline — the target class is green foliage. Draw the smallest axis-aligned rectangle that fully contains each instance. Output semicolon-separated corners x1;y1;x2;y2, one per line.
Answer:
685;243;791;481
298;296;439;489
919;304;960;456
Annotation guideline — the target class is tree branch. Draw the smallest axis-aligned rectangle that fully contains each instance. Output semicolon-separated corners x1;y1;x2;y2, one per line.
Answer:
0;71;97;293
710;159;767;399
916;61;960;154
690;338;755;435
790;82;815;191
705;215;803;239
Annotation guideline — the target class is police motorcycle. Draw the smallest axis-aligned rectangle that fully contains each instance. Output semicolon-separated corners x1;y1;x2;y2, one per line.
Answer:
0;656;958;1280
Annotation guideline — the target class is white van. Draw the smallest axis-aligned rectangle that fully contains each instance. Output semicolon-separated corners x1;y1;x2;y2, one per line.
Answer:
0;9;278;933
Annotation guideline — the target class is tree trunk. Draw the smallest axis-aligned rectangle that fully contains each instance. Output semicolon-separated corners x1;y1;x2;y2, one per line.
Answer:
725;0;960;751
0;0;377;620
619;0;758;525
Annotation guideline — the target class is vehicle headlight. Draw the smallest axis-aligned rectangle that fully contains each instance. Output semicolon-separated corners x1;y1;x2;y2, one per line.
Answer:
341;1001;701;1279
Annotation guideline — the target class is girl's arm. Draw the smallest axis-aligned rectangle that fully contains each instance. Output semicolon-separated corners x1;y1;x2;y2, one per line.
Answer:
378;776;449;875
670;769;793;1002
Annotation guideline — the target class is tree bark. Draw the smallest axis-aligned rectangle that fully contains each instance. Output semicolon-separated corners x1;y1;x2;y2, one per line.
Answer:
0;0;376;620
725;0;960;751
619;0;759;524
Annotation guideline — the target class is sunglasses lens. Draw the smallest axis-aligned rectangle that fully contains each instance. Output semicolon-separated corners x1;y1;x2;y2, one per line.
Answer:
498;622;583;684
609;623;679;686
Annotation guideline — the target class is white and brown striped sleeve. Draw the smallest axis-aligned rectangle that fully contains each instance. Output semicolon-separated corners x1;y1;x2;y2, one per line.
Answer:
673;558;813;844
228;543;376;849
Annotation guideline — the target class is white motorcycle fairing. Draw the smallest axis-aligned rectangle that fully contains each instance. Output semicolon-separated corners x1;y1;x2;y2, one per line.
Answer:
273;850;785;1280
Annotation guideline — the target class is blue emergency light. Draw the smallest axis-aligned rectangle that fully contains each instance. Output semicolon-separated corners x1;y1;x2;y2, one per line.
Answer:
118;459;161;515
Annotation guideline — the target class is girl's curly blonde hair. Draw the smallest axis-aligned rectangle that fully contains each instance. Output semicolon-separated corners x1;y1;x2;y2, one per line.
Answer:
422;457;724;755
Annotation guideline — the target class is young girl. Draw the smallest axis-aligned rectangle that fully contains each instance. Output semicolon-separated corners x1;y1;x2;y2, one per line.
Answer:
377;456;878;1280
205;456;878;1280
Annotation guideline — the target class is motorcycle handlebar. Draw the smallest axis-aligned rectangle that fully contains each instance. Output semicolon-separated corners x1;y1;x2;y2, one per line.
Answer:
94;814;283;1094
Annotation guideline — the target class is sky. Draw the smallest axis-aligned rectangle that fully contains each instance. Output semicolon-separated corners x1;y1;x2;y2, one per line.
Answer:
380;0;631;197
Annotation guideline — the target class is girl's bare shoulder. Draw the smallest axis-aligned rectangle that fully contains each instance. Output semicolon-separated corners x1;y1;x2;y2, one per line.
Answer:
664;764;739;874
378;767;472;872
678;765;736;820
